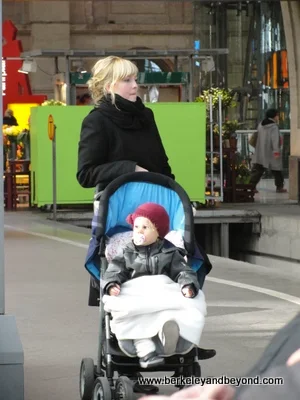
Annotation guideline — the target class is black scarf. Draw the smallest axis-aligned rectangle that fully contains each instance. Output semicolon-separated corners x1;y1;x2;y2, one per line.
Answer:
261;118;276;126
97;94;150;130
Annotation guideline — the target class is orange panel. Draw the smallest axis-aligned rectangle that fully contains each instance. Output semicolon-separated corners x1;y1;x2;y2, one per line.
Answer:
281;49;289;88
272;52;278;89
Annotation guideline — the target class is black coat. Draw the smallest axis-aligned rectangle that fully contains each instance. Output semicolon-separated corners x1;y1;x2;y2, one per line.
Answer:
102;239;200;295
3;116;18;126
77;95;174;191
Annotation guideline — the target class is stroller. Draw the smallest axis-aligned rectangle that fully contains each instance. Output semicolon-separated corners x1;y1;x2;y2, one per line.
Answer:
79;172;214;400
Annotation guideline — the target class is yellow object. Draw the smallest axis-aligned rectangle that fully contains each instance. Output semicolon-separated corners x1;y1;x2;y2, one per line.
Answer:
48;114;55;140
2;125;21;136
16;176;29;185
3;175;29;185
8;103;39;129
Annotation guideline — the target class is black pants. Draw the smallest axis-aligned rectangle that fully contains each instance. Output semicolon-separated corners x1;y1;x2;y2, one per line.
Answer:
250;163;284;189
88;277;100;306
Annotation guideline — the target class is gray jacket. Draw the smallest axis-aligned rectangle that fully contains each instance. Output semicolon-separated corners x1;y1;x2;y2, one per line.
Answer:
102;239;200;295
252;118;282;171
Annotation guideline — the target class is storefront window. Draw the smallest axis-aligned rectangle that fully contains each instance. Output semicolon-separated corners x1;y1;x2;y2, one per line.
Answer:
194;1;290;130
144;59;162;73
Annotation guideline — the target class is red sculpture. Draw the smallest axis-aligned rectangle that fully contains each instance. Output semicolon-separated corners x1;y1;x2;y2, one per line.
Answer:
2;20;46;112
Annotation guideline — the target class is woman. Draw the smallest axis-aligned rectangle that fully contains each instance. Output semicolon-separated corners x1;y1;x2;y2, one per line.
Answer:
249;108;287;193
77;56;174;305
77;56;174;191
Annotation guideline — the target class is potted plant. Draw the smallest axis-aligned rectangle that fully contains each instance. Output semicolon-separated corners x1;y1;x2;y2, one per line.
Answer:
236;162;251;184
17;127;30;159
195;87;237;110
41;99;66;106
224;119;239;148
196;88;238;151
212;119;240;148
3;125;21;160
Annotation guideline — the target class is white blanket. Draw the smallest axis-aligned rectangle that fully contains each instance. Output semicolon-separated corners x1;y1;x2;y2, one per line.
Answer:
103;275;207;347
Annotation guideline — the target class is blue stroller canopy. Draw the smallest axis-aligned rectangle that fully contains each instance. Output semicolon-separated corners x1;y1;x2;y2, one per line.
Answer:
85;172;207;282
97;182;185;237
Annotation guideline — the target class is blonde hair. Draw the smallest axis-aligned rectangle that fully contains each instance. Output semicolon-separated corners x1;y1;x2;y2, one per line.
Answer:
88;56;138;105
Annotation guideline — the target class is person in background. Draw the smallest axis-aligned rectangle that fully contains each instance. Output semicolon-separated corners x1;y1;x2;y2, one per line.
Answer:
3;109;19;173
76;95;81;105
250;108;287;193
76;93;92;106
3;109;18;127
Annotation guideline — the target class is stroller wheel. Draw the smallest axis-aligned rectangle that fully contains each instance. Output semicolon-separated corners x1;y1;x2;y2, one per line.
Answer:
115;377;134;400
80;358;95;400
93;377;112;400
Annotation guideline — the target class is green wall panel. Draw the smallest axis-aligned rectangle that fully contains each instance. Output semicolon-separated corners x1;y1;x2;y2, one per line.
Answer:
30;103;206;207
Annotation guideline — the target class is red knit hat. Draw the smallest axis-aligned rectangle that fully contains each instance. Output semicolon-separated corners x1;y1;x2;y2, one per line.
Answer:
126;202;170;238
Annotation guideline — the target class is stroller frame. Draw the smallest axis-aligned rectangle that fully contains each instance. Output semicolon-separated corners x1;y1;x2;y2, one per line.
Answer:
80;172;214;400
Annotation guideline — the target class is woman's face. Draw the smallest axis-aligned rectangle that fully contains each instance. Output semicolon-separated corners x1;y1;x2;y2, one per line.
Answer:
113;75;138;102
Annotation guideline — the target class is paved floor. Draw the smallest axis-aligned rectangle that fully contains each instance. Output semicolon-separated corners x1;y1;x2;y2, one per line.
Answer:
219;178;300;217
253;178;292;205
3;211;300;400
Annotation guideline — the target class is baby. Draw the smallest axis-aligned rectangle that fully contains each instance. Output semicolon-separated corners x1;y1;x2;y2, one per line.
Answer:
102;202;200;368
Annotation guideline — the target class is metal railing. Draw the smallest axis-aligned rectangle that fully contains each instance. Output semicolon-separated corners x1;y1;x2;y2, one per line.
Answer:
206;95;224;202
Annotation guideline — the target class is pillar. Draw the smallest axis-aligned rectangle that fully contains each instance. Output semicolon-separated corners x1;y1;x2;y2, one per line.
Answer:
281;1;300;199
28;1;70;97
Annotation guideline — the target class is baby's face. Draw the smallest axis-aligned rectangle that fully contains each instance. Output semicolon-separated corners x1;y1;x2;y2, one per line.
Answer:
133;216;159;246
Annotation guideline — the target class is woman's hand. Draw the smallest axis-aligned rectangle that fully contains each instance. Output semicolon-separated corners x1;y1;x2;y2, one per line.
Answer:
135;165;148;172
108;284;121;296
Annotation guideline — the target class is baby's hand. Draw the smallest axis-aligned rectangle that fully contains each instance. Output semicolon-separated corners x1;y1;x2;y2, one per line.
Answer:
109;284;121;296
182;285;195;298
